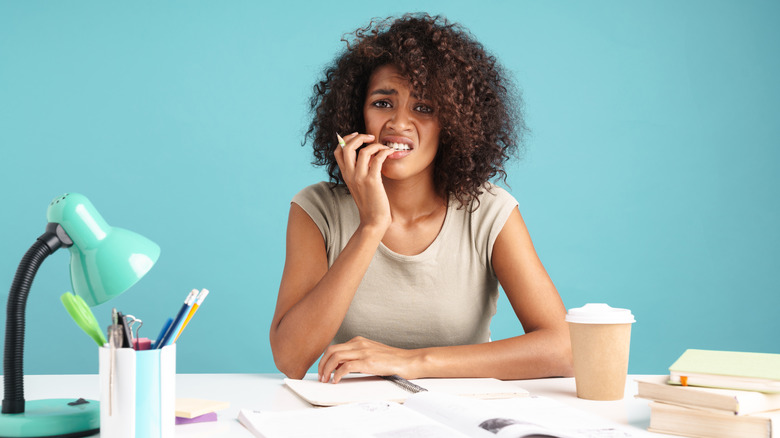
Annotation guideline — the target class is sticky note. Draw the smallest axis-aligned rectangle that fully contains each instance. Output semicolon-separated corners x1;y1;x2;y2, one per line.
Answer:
175;398;230;418
176;412;218;424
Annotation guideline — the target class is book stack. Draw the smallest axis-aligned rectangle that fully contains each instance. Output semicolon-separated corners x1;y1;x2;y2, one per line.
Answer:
636;349;780;438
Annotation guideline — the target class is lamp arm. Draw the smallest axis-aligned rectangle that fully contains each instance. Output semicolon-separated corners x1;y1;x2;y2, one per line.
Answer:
2;224;72;414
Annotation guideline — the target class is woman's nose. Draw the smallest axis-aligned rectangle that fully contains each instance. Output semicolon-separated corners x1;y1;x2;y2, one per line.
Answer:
388;107;413;131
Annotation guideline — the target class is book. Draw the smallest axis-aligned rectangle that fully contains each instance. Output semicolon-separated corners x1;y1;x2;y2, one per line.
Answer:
648;401;780;438
283;374;529;406
669;349;780;393
636;376;780;415
238;391;641;438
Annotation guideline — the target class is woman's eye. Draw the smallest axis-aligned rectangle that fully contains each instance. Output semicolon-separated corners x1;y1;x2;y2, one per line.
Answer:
372;100;391;108
415;104;434;114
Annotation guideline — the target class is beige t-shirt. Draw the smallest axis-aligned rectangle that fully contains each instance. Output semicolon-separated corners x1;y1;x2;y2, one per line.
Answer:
292;182;519;349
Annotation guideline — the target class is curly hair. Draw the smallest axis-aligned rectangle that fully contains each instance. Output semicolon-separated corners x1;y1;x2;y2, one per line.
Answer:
305;13;525;208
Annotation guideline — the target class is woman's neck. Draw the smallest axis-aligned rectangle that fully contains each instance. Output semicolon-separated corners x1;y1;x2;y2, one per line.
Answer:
382;175;447;225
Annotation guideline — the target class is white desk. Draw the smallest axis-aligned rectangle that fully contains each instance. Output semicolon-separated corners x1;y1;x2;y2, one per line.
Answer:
17;374;674;437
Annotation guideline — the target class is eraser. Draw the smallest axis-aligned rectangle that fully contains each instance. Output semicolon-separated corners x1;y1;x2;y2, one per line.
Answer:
176;412;217;425
133;337;152;350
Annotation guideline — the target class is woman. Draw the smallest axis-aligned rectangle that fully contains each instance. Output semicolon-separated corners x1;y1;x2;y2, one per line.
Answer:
270;13;572;382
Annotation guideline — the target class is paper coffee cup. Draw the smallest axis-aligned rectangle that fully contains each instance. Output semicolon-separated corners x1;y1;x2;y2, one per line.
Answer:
566;303;635;401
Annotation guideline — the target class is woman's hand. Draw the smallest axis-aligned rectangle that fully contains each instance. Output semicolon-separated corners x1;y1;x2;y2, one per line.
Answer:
333;133;395;233
318;336;422;383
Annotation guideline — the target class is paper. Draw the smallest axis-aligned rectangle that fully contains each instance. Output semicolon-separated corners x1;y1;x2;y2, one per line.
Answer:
284;375;529;406
239;402;471;438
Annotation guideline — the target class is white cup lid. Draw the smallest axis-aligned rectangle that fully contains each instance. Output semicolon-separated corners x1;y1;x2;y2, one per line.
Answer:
565;303;635;324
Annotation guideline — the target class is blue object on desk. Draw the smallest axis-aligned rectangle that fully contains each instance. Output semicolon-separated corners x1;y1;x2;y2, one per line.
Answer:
156;289;198;349
153;317;174;349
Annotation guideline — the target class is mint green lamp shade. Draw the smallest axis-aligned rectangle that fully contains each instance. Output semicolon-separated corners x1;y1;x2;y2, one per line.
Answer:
46;193;160;306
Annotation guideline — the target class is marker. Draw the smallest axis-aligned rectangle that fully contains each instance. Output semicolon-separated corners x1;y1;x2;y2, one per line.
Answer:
337;133;346;148
174;288;209;343
156;289;198;349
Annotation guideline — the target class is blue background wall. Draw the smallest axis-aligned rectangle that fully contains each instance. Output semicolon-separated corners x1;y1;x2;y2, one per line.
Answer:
1;1;778;376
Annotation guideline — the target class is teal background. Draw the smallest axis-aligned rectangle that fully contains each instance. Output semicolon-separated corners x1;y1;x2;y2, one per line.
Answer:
1;1;778;376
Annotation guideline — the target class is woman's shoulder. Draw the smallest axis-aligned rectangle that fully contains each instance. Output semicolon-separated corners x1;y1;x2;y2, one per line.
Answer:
293;181;348;203
472;183;518;211
292;181;352;222
461;183;520;266
453;183;518;231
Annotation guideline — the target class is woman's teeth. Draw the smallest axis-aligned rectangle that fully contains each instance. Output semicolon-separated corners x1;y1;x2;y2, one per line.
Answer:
386;142;411;151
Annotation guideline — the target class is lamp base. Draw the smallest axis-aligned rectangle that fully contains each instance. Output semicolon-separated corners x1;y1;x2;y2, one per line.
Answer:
0;399;99;438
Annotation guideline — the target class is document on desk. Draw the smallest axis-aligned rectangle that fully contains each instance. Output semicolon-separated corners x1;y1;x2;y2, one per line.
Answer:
239;399;471;438
238;391;643;438
284;374;529;406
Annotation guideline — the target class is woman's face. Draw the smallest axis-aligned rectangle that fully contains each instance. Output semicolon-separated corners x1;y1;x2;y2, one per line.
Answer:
363;64;441;183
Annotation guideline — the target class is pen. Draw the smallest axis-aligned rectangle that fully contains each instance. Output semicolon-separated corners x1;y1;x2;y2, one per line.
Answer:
156;289;198;349
152;317;174;349
174;288;209;343
107;323;122;416
108;308;118;415
337;133;346;148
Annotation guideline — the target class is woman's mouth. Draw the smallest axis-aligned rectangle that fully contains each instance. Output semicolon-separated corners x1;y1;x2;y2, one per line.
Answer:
385;142;412;151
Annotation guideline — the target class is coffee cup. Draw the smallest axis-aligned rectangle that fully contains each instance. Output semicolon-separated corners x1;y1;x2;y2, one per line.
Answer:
565;303;635;400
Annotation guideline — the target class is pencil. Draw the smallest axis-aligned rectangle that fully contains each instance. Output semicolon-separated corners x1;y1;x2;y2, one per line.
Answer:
174;288;209;343
156;289;198;349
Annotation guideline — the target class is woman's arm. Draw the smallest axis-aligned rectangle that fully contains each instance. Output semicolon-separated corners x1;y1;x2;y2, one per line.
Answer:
270;134;395;378
269;203;385;378
318;207;573;382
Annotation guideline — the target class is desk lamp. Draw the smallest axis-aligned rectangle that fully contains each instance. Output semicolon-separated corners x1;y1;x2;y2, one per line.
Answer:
1;193;160;438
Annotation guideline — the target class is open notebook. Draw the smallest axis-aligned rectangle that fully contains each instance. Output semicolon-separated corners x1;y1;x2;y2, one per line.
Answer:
284;374;530;406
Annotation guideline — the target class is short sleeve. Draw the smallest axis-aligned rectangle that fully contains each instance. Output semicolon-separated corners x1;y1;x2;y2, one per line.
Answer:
470;184;519;274
291;182;337;250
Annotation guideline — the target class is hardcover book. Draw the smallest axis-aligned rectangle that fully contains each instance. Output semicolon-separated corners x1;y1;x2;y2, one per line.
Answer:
668;349;780;393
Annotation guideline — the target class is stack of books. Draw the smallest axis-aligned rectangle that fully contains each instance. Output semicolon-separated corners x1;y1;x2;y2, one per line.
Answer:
636;349;780;438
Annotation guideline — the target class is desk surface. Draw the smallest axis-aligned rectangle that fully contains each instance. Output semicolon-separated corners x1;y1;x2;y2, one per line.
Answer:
19;373;673;437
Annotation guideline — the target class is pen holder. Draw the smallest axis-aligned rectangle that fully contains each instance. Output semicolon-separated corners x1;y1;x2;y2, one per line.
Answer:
98;344;176;438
